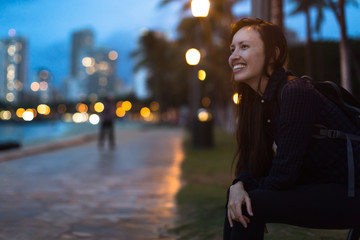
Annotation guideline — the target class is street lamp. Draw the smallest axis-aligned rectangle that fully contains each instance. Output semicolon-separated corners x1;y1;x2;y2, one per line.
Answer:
185;46;213;148
188;0;213;149
185;48;201;66
191;0;210;17
185;47;201;116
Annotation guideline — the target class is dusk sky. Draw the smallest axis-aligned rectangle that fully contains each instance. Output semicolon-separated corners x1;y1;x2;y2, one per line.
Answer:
0;0;359;96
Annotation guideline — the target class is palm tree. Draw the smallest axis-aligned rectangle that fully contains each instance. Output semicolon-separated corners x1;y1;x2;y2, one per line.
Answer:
290;0;327;76
160;0;241;128
132;31;188;114
271;0;284;31
326;0;356;92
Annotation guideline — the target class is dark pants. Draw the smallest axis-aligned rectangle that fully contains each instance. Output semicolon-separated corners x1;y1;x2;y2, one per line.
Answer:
99;120;115;149
223;184;360;240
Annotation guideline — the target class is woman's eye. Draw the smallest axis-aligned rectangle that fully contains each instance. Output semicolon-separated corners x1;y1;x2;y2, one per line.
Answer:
230;47;235;53
241;45;249;49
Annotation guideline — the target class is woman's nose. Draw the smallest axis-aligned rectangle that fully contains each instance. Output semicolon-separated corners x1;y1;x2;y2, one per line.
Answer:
230;51;240;60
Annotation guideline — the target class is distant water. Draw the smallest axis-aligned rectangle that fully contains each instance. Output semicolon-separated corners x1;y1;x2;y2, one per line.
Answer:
0;121;99;147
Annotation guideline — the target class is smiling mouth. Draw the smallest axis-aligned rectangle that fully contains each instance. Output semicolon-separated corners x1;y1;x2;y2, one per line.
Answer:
233;64;246;71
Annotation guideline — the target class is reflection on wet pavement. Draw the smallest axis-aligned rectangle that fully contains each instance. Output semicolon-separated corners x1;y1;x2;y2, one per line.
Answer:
0;127;184;239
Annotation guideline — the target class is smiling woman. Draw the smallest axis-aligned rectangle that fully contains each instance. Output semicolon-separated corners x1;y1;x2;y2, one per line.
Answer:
223;17;360;240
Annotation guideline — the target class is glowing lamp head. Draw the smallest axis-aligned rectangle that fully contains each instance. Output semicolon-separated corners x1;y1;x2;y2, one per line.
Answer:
198;69;206;81
191;0;210;17
185;48;201;65
197;108;212;122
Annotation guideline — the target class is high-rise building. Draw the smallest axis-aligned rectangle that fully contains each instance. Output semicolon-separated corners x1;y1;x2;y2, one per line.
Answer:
30;69;53;103
67;29;118;102
71;29;94;77
78;47;117;100
0;37;28;104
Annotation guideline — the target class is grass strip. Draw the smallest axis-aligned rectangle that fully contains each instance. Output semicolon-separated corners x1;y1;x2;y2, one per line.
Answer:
172;128;349;240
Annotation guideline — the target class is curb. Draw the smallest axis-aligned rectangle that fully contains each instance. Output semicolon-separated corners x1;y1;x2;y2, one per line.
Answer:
0;133;98;162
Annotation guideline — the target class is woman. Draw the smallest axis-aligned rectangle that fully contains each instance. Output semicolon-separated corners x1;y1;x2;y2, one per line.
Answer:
224;17;360;239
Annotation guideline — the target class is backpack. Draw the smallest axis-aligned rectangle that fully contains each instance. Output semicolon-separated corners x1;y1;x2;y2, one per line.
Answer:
280;76;360;197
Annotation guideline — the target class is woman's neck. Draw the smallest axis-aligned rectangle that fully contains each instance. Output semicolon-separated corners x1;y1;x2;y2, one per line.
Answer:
248;75;269;96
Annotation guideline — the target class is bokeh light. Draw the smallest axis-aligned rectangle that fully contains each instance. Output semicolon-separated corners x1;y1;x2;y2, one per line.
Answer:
140;107;151;118
72;112;88;123
108;50;118;61
16;108;25;118
233;93;241;104
150;101;160;111
88;93;98;102
202;97;211;107
62;113;72;122
94;102;104;113
197;108;212;122
0;110;11;120
122;101;132;111
40;70;49;79
57;104;67;113
39;81;48;91
86;66;95;75
89;114;100;125
116;107;126;118
6;93;14;102
27;108;37;118
37;104;51;115
30;82;40;92
116;101;123;108
82;57;95;67
185;48;201;65
76;103;88;113
8;28;16;37
198;69;206;81
191;0;210;17
7;45;16;56
22;110;34;121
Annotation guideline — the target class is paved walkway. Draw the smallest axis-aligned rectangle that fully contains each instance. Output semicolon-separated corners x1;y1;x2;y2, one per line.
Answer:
0;126;184;240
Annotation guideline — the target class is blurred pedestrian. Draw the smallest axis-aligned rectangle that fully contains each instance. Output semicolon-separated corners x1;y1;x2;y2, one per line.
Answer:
99;96;116;150
224;17;360;239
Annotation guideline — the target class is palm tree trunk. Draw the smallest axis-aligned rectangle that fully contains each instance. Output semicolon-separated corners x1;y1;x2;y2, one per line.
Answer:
270;0;284;31
305;2;313;76
339;0;352;92
327;0;352;92
251;0;271;21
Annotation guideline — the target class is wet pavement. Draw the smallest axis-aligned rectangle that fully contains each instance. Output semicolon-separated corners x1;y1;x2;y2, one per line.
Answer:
0;126;184;240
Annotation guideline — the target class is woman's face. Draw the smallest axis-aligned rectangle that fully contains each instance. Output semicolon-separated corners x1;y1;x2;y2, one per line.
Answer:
229;27;266;89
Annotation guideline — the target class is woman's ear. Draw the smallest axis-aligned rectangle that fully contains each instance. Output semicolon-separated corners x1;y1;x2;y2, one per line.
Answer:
275;47;280;61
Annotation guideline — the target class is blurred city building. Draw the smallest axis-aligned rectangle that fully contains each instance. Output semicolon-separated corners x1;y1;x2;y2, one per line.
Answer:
0;36;28;105
79;47;117;99
31;69;54;104
66;29;118;102
71;29;94;77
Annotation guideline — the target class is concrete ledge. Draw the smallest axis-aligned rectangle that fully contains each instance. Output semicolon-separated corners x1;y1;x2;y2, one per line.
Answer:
0;133;97;162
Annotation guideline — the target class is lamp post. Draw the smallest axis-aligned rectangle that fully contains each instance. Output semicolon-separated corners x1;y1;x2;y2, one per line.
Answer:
185;48;201;121
185;0;213;148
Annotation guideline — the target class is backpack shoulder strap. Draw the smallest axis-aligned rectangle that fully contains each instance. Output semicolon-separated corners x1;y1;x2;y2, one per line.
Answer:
279;75;307;101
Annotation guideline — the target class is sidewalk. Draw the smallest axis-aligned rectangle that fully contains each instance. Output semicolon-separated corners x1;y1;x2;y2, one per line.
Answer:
0;126;184;240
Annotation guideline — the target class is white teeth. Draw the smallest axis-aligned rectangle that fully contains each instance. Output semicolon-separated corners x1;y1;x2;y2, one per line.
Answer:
233;64;246;70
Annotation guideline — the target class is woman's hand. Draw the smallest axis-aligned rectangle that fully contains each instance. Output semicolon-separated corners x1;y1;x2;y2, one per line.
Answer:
227;181;253;228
